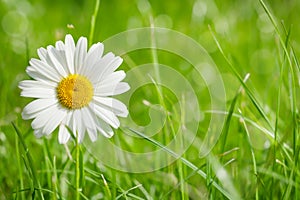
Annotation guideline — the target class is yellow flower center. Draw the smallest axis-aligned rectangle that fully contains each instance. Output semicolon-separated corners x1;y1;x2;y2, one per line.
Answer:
56;74;93;109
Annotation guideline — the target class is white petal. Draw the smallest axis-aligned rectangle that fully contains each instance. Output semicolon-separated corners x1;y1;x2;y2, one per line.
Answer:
81;107;96;129
19;80;54;90
81;42;104;76
96;118;114;138
55;41;70;74
25;69;57;87
94;82;130;96
34;128;44;138
47;46;68;77
74;109;85;143
87;128;97;142
102;56;123;76
98;71;126;86
42;107;67;135
58;124;71;144
93;97;128;117
55;41;65;50
87;52;115;83
31;104;59;130
81;107;97;142
74;37;87;73
42;45;63;74
91;102;120;128
20;87;56;99
87;43;104;60
67;111;76;137
113;83;131;95
87;56;123;84
37;47;47;61
22;98;58;120
28;58;61;82
65;34;75;74
58;111;72;144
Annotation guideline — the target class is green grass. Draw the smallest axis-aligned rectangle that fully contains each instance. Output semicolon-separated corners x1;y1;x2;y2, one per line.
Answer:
0;0;300;199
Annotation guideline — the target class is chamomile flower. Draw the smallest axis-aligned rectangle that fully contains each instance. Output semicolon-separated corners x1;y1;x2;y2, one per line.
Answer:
19;34;130;143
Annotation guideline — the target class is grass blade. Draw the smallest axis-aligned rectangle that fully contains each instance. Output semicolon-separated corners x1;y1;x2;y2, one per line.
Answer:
12;122;44;200
209;25;273;131
88;0;100;47
15;126;25;200
259;1;299;198
220;73;250;153
239;109;259;200
128;128;239;199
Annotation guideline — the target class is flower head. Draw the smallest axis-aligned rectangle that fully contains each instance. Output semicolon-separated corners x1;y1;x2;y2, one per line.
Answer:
19;34;130;143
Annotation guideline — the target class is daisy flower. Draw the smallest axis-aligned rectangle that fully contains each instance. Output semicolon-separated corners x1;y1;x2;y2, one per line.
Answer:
19;34;130;144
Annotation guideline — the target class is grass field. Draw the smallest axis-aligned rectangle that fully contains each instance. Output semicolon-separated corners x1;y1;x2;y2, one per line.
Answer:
0;0;300;199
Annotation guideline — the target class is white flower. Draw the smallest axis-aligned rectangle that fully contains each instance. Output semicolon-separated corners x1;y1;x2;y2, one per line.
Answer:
19;34;130;144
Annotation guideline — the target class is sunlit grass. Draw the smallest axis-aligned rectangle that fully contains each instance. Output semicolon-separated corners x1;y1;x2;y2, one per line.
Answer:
0;0;299;199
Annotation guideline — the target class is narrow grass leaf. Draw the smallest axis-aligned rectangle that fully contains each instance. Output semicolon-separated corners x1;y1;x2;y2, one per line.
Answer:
12;122;45;200
88;0;100;47
259;0;298;157
128;128;237;199
15;128;25;200
209;25;273;130
239;109;259;200
116;184;143;200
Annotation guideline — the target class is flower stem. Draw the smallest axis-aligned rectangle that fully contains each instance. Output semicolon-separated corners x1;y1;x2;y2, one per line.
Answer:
89;0;100;47
75;137;81;200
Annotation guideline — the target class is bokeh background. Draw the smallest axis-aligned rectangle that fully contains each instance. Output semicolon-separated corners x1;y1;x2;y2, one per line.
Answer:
0;0;299;199
1;0;300;120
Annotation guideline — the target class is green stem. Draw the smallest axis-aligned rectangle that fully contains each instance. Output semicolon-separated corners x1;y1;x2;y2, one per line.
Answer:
15;127;25;200
88;0;100;47
12;123;44;200
75;137;81;200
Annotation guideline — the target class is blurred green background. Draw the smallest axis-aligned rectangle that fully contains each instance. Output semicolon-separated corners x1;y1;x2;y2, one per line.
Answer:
1;0;300;120
0;0;299;199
